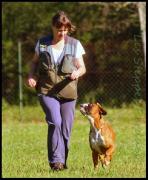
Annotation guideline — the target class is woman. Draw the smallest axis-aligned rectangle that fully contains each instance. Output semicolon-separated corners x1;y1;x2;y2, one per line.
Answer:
28;11;86;171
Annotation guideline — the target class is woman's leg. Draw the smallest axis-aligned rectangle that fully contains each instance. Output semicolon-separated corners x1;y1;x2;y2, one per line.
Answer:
38;95;65;164
60;99;76;167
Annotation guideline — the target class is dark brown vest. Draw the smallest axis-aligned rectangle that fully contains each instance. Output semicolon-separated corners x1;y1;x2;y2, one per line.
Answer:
36;51;78;100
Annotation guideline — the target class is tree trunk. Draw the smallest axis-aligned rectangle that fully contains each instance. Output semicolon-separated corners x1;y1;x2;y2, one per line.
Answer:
137;2;146;68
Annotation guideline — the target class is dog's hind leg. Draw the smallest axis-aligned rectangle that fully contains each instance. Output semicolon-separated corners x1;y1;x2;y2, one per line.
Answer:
92;150;99;169
99;154;105;166
104;145;115;166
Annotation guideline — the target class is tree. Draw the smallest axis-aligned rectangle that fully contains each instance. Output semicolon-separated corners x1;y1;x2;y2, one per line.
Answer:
137;2;146;67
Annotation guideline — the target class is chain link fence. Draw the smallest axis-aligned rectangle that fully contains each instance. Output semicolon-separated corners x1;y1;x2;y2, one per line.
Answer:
2;34;146;110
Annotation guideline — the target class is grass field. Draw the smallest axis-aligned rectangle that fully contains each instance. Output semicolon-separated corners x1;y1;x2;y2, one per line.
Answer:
2;101;146;178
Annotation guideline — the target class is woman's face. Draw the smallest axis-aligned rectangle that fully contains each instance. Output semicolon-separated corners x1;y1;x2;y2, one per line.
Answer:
52;25;68;41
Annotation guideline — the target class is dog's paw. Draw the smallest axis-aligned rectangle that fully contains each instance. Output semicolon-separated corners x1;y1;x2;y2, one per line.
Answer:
105;160;110;166
94;164;99;170
102;164;107;169
102;160;110;169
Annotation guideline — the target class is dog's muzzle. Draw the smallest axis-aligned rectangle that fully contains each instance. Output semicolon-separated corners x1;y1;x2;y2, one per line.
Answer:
80;104;89;116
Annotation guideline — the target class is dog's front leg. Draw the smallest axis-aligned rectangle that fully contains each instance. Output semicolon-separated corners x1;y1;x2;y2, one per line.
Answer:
92;150;99;169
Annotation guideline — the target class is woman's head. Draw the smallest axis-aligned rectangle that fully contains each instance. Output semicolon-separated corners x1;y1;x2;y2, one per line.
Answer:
52;11;76;33
51;11;76;41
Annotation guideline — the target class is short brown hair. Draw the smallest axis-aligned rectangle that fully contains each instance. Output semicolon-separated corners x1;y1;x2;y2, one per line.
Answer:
52;11;76;33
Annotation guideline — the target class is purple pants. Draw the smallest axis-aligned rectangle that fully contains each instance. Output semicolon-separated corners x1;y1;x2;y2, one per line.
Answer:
38;94;76;165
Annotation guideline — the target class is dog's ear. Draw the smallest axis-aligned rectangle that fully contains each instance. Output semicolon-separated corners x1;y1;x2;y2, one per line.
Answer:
97;102;107;115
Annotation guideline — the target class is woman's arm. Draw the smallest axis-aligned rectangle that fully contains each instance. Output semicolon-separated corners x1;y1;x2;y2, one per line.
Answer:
29;52;39;78
28;52;39;87
70;56;86;80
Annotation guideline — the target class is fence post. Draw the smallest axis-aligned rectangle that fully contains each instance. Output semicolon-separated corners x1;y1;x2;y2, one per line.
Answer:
18;41;23;121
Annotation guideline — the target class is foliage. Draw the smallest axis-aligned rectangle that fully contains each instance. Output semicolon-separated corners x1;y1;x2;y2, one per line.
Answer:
2;2;145;106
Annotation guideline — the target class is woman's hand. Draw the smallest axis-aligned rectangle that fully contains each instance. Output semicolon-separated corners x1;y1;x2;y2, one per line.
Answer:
70;70;80;80
28;78;37;88
70;57;86;80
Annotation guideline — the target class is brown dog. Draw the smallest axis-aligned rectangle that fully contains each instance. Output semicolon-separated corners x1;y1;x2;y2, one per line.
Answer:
80;102;116;169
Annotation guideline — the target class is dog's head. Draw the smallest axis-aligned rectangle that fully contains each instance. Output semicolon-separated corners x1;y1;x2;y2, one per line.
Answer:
80;102;107;119
80;102;107;129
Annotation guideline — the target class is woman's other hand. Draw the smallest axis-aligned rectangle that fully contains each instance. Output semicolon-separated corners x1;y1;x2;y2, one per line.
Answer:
28;78;37;87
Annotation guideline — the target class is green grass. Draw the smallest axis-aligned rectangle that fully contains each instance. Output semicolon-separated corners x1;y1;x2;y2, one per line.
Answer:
2;101;146;178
